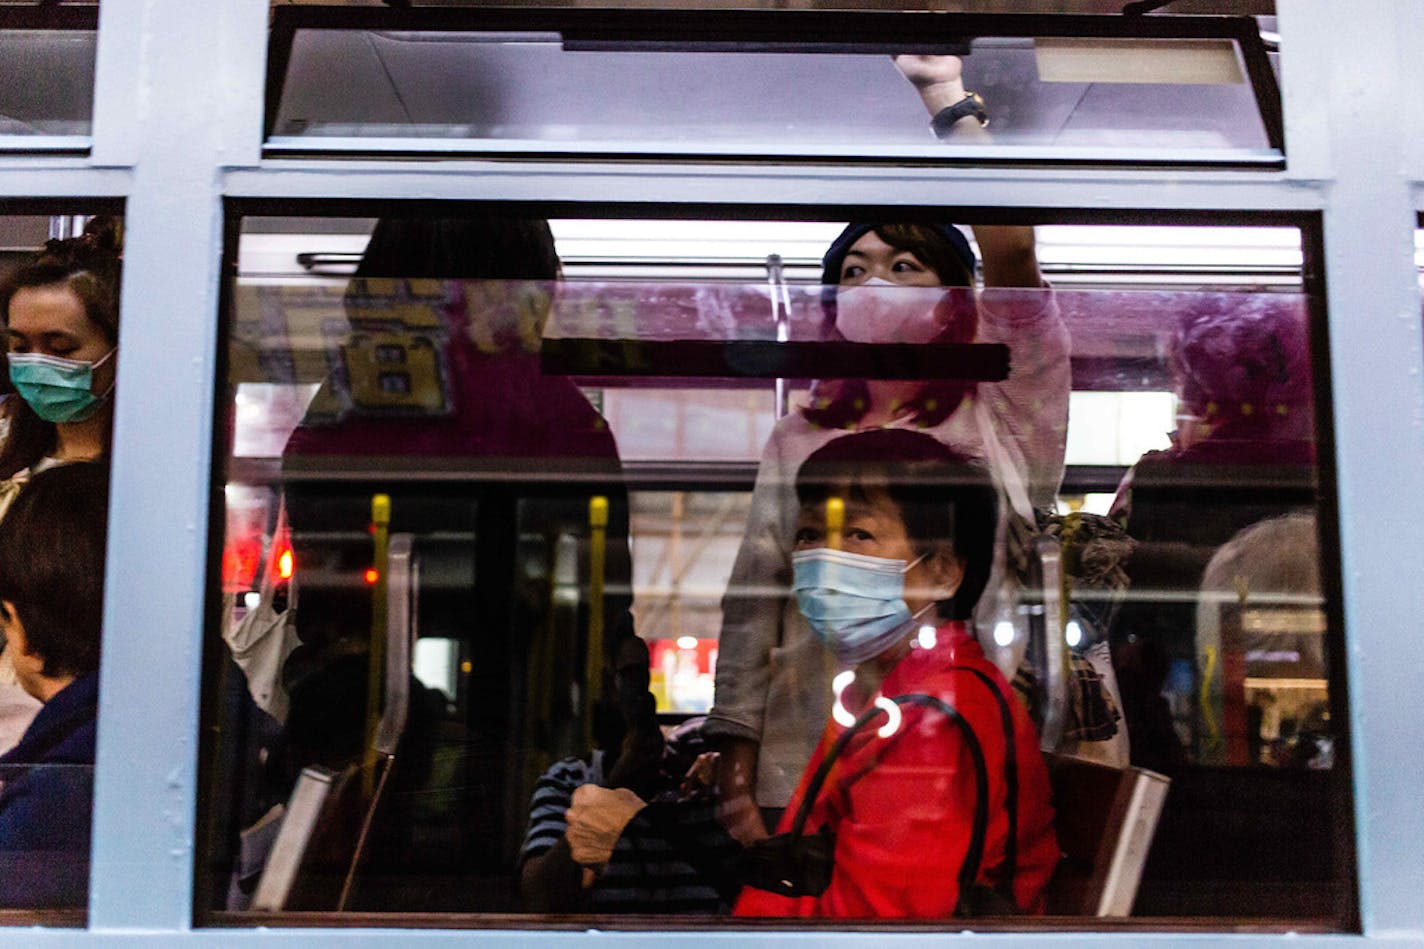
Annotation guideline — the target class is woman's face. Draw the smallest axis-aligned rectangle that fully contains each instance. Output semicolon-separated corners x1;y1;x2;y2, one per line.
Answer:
6;282;117;395
837;231;943;288
793;485;961;614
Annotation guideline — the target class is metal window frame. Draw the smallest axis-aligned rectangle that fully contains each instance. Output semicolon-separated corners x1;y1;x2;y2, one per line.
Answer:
0;0;1418;944
200;198;1356;935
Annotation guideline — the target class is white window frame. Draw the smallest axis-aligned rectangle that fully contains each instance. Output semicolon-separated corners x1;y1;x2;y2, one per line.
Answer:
0;0;1420;943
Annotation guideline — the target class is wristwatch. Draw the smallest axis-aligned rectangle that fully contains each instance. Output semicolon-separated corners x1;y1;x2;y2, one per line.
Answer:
930;91;989;140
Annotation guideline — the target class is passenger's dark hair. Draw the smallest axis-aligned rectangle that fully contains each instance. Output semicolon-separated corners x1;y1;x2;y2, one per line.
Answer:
352;217;560;280
0;218;123;479
794;429;997;621
819;223;975;289
805;223;980;431
0;461;109;679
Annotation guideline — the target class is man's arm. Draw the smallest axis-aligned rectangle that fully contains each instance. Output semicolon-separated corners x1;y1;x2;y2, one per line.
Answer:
713;736;769;845
520;837;591;913
517;759;596;912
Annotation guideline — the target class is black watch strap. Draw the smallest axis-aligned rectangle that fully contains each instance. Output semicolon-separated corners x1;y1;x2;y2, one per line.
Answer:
930;92;989;140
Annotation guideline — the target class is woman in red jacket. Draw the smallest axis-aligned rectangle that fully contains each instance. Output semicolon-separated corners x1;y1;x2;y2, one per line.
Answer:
734;429;1058;918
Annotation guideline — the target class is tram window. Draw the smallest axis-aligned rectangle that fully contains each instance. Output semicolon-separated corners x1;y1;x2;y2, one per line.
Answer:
0;209;122;922
263;7;1282;167
202;210;1351;930
0;5;98;155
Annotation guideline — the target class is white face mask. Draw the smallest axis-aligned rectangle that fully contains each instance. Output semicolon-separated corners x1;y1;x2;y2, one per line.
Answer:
834;279;947;345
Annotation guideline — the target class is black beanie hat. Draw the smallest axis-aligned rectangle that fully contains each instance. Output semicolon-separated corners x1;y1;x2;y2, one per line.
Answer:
820;223;975;287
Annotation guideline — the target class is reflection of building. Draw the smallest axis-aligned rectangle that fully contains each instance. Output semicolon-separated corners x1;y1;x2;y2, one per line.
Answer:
1198;512;1328;769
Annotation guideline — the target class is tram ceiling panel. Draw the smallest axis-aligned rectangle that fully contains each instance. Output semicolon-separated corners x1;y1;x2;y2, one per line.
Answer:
264;6;1283;167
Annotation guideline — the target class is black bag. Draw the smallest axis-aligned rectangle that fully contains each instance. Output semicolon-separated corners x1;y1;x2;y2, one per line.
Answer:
743;673;1021;915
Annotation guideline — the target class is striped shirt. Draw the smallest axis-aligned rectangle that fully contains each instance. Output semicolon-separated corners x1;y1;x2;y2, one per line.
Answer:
519;752;729;914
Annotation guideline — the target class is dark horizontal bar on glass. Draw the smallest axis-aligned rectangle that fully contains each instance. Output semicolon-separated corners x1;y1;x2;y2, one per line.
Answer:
540;338;1010;380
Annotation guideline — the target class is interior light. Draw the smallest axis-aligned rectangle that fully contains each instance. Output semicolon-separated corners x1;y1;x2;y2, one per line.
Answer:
243;592;261;611
993;620;1016;647
364;568;379;585
276;548;294;580
916;625;937;650
831;670;857;728
676;635;699;651
1065;620;1083;649
874;697;902;739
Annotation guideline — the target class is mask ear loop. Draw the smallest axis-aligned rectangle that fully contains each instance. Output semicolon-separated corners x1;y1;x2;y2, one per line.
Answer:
92;347;118;400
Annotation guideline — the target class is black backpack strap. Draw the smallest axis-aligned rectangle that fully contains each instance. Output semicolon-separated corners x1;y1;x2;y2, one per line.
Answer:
952;666;1019;903
891;694;992;908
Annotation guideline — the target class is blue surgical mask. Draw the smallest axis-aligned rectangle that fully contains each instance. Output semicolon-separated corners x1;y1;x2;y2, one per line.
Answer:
792;547;929;665
7;347;116;423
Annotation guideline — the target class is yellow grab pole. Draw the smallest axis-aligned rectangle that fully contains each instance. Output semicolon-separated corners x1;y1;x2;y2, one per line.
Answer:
584;495;609;749
825;496;845;550
365;493;391;796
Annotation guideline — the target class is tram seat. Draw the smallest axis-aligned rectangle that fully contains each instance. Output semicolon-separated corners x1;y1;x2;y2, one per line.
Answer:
251;762;369;912
1043;754;1170;916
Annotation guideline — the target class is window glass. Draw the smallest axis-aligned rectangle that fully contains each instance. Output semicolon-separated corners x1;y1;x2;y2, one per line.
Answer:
202;211;1348;929
265;9;1281;166
0;209;121;922
0;7;98;153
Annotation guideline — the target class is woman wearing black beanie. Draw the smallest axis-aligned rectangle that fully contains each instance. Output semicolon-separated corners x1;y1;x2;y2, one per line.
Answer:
704;57;1072;846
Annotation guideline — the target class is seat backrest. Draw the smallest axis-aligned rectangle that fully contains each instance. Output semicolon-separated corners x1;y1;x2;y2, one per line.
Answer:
251;761;365;912
1044;754;1171;916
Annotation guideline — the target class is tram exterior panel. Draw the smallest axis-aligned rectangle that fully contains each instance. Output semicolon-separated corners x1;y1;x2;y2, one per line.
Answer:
0;0;1421;944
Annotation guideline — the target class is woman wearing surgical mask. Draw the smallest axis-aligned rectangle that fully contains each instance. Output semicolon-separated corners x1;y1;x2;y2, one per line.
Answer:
0;220;121;506
732;430;1057;917
0;219;120;752
705;58;1070;846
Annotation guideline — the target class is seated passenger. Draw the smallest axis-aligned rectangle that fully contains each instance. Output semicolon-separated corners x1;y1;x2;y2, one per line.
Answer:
0;218;123;752
1110;294;1316;770
573;432;1058;918
519;635;731;914
735;430;1057;917
0;461;109;908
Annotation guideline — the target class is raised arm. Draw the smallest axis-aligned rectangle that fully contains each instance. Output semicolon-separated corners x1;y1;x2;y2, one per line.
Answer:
893;54;1042;290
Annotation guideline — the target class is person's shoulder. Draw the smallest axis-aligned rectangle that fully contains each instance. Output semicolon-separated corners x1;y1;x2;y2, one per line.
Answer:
534;754;598;790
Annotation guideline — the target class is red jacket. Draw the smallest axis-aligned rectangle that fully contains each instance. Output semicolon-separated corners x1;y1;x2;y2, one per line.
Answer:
735;621;1058;919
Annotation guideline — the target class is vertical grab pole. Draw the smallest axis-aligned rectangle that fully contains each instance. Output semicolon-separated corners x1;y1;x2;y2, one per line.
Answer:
365;493;391;797
825;496;845;551
584;495;610;749
767;253;792;419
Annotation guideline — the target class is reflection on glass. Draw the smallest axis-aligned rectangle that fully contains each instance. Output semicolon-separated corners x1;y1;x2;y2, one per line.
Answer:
268;20;1278;163
204;222;1344;926
0;24;97;145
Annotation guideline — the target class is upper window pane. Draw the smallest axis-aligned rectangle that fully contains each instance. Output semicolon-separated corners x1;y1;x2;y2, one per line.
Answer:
0;6;98;154
265;9;1282;166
